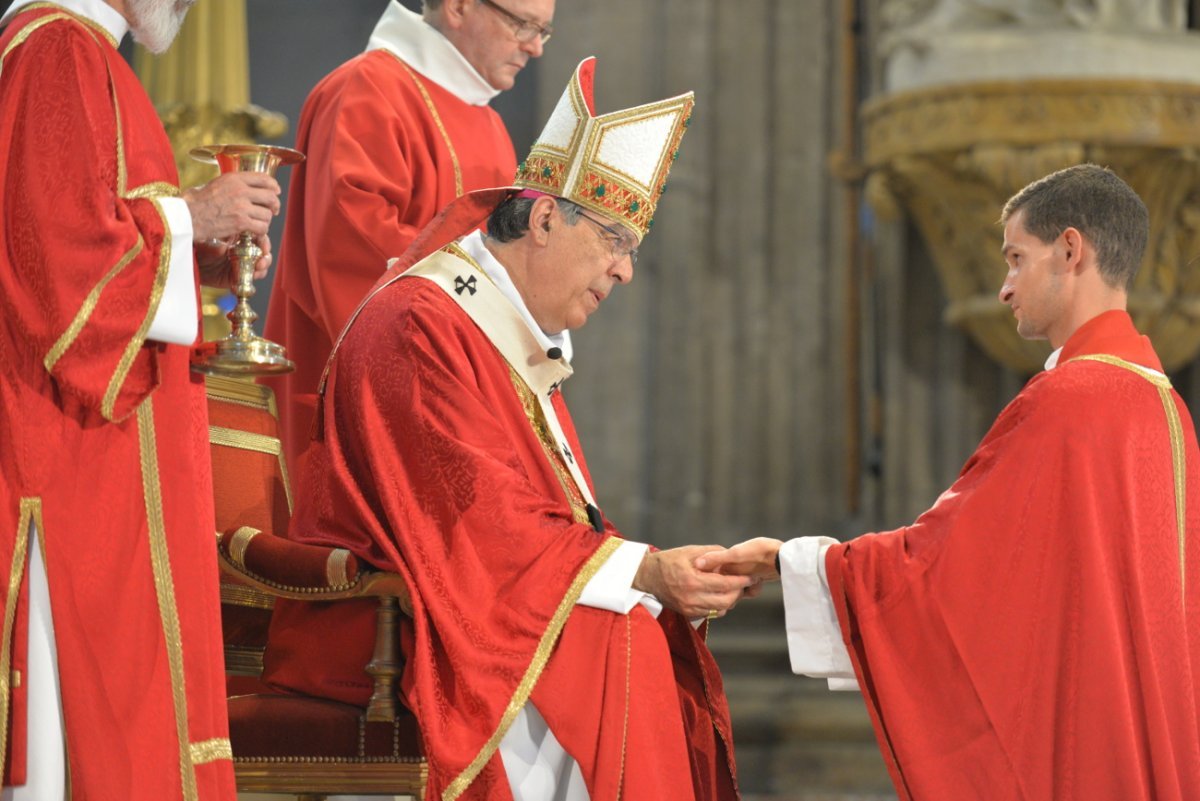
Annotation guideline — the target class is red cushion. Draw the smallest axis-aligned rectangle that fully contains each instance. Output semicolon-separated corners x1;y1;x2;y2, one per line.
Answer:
219;529;361;590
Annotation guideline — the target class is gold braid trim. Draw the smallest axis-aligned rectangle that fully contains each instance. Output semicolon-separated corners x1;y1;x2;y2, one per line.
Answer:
443;536;622;800
507;368;590;525
189;737;233;766
208;426;293;512
389;56;463;196
125;182;181;200
1068;354;1186;605
209;426;281;456
1157;386;1188;604
137;399;199;800
616;614;631;800
0;499;35;785
4;4;117;47
101;198;171;421
326;549;351;587
229;526;260;569
0;13;72;74
44;235;144;372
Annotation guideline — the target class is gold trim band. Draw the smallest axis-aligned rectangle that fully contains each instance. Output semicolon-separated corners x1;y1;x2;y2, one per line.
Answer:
1068;354;1186;602
0;499;36;785
137;399;199;800
126;182;182;200
326;549;351;587
209;426;281;456
229;526;260;568
102;200;171;421
443;537;622;800
190;737;233;766
392;57;463;196
44;235;144;372
9;4;117;46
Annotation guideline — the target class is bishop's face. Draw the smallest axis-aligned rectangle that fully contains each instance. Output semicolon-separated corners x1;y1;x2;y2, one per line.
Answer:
998;209;1070;346
522;205;635;334
124;0;195;54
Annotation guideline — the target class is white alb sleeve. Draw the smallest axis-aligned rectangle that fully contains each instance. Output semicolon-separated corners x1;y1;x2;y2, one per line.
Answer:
576;540;662;618
780;536;859;690
146;197;199;346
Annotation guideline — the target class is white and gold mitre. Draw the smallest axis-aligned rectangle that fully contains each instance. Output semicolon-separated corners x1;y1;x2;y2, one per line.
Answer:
513;57;694;241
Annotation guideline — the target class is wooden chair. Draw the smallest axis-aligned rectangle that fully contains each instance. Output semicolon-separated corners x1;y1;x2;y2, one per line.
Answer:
206;374;427;799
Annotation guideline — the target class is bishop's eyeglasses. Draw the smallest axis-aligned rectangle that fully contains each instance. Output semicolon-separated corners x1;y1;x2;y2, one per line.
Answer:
577;212;639;267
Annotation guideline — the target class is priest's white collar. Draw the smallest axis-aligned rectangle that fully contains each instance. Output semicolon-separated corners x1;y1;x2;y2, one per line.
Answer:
1;0;128;42
1044;347;1062;371
366;1;499;107
460;230;573;363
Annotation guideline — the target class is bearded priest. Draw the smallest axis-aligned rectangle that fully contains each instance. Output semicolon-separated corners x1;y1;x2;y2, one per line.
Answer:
0;1;282;799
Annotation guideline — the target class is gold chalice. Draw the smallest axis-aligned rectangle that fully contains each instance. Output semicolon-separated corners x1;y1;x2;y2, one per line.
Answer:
189;143;304;375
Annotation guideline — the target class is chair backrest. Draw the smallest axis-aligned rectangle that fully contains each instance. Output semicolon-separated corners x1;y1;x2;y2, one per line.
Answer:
205;376;427;796
206;374;290;677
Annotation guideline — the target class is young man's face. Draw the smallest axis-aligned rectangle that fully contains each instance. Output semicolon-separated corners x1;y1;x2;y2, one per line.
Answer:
523;206;635;334
999;209;1071;346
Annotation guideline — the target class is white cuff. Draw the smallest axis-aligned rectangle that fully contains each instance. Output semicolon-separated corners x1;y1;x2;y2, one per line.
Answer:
577;540;661;617
146;197;199;346
781;536;856;680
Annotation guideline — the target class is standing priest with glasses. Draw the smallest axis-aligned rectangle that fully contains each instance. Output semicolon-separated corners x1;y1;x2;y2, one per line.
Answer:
265;0;554;470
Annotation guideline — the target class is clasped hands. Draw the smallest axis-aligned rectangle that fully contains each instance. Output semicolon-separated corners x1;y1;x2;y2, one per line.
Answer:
631;538;784;620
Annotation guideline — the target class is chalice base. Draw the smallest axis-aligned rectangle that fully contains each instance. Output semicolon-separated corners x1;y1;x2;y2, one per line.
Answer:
192;335;295;375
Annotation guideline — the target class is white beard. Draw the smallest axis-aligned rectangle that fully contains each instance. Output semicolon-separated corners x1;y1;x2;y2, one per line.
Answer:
127;0;195;54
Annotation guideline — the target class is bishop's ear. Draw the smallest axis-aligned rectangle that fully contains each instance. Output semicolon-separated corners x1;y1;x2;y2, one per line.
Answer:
528;196;557;243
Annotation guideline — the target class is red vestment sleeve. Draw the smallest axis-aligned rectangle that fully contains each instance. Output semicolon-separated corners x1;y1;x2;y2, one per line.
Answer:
826;361;1200;800
0;19;179;422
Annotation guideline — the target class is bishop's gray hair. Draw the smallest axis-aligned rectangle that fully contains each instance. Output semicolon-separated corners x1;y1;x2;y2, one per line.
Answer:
486;196;583;243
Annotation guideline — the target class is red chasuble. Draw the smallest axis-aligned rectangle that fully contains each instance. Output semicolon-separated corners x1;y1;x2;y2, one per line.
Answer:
263;247;739;800
0;8;234;798
827;311;1200;800
263;49;517;471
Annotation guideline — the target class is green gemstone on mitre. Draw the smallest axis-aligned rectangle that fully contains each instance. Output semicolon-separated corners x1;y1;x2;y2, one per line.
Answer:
629;200;640;212
595;184;606;197
542;166;553;178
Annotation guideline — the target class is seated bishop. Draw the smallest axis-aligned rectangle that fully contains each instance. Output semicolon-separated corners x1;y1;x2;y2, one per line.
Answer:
260;57;750;801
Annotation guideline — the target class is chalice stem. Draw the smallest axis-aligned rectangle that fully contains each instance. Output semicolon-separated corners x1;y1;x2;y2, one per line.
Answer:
228;231;261;340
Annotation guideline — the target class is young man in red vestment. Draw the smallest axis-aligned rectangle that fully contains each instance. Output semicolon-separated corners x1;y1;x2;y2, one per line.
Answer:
697;165;1200;800
264;0;553;471
262;58;748;801
0;0;282;799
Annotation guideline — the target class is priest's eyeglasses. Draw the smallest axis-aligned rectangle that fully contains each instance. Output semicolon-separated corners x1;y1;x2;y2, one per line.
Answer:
577;212;639;267
479;0;554;44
